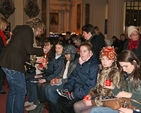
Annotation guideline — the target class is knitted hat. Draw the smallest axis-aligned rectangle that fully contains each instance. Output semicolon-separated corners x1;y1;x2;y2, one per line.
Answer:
128;26;138;38
63;44;77;61
100;46;117;61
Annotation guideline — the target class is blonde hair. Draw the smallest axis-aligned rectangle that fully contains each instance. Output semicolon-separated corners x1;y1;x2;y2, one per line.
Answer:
0;17;8;31
25;17;45;34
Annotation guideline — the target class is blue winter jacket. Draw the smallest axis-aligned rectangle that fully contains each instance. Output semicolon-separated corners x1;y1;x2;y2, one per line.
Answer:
63;54;99;99
42;55;65;81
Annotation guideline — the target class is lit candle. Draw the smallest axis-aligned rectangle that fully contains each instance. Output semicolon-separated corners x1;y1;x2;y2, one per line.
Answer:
106;79;111;86
83;96;89;100
39;63;43;68
44;54;47;58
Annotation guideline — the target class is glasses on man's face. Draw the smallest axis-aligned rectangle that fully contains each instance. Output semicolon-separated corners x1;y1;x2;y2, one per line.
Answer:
130;33;138;37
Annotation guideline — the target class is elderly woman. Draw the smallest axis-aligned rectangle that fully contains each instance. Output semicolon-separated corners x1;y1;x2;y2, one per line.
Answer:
123;26;141;60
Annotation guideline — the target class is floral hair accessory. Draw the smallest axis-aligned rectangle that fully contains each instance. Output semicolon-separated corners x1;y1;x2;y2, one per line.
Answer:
100;46;117;61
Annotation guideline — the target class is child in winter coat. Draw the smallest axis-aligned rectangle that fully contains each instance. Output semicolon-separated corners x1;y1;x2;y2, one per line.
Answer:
74;46;121;113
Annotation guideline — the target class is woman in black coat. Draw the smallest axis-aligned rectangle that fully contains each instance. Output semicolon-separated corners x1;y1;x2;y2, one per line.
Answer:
0;17;46;113
0;17;9;94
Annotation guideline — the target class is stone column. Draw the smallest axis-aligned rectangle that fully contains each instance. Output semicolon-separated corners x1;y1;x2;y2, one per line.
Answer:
107;0;124;41
66;10;70;31
46;0;50;37
58;10;64;33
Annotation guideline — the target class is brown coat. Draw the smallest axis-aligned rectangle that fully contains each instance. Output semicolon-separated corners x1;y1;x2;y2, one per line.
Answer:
0;25;43;73
89;62;121;106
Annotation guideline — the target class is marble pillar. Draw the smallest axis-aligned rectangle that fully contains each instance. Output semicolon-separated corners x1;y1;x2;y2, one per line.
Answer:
107;0;124;41
46;0;50;37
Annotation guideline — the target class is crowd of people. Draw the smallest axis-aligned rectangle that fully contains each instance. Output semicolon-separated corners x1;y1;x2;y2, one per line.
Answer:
0;17;141;113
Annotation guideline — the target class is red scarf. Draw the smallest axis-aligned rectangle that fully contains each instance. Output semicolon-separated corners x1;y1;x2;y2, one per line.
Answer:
127;36;140;50
0;31;6;46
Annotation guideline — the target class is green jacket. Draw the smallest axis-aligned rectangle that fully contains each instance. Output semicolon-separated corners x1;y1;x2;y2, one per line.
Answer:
112;77;141;109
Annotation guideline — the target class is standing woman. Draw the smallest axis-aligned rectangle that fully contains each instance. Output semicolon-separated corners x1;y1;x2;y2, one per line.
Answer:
0;17;46;113
90;50;141;113
0;17;9;94
124;26;141;60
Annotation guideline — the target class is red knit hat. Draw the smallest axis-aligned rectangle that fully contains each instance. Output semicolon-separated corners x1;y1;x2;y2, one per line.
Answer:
100;46;117;61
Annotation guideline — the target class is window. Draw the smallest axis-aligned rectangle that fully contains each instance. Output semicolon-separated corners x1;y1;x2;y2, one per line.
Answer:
126;0;141;26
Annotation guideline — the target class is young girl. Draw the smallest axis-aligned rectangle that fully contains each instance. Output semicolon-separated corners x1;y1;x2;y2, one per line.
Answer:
24;41;65;111
56;42;99;113
74;46;121;113
45;44;78;113
25;38;55;80
90;50;141;113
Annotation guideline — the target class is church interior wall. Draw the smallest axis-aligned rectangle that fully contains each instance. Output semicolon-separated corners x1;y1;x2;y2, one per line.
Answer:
0;0;130;38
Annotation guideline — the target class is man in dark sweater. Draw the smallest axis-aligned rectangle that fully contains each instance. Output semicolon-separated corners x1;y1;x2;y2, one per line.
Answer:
82;24;105;63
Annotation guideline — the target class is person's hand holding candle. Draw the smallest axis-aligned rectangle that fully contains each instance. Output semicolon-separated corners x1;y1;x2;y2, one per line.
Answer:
83;95;92;106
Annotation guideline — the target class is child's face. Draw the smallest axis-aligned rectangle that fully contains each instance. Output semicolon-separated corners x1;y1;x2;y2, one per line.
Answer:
80;46;92;61
44;42;53;53
100;56;114;68
65;54;71;61
55;44;63;55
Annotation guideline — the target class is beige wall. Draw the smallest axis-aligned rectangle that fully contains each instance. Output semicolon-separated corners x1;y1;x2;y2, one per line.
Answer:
0;0;127;38
82;0;106;34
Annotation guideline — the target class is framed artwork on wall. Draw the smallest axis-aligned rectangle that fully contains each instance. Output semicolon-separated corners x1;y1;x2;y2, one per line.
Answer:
50;13;59;25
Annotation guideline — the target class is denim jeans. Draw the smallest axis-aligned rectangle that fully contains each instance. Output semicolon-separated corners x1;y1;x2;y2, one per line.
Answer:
2;67;26;113
45;84;63;103
90;107;118;113
28;78;38;105
0;67;5;91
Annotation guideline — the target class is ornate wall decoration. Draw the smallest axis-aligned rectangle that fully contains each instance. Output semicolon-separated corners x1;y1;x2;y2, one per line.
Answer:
24;0;40;18
0;0;15;19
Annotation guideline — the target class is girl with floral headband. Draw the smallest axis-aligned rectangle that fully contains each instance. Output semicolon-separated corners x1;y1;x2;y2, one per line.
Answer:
74;46;121;113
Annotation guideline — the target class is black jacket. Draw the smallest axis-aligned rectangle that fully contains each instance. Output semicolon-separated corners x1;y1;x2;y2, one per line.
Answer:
90;33;105;62
0;25;43;73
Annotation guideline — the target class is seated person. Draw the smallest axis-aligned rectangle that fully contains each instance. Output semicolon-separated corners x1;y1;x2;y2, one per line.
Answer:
74;46;120;113
89;50;141;113
25;38;55;81
24;41;65;111
56;42;99;113
45;44;78;113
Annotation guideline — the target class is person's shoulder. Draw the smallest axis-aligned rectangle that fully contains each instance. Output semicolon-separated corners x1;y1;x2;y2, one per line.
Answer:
88;55;99;65
13;25;32;33
20;25;32;31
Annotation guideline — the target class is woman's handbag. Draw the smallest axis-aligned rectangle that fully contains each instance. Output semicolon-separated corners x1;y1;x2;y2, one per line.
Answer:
103;97;136;110
25;62;36;74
